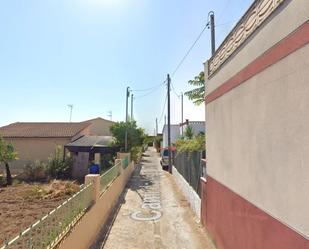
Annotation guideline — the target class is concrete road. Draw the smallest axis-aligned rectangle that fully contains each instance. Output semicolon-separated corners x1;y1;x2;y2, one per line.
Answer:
98;147;216;249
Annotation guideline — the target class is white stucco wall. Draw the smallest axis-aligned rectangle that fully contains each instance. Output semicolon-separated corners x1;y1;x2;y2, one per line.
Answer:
172;166;201;220
205;0;309;238
162;125;180;148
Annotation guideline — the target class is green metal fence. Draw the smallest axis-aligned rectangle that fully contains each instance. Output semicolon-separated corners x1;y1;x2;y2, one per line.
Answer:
122;156;129;169
1;183;94;249
100;161;121;192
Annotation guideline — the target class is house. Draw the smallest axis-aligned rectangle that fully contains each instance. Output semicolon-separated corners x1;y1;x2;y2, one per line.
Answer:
179;120;205;136
162;124;180;148
82;117;115;136
162;120;206;148
0;122;91;173
0;117;116;175
201;0;309;248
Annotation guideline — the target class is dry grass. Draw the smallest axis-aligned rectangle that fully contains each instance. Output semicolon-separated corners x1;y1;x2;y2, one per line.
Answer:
0;180;79;246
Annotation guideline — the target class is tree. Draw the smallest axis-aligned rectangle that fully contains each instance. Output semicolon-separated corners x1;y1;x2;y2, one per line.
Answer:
184;71;205;105
0;137;18;185
110;121;145;150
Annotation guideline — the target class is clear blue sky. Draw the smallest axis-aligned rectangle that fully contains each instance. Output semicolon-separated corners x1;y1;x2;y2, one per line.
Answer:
0;0;253;134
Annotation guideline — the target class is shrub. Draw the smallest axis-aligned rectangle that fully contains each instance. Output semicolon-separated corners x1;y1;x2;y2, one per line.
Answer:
22;160;47;182
130;146;143;163
46;146;73;179
176;133;205;154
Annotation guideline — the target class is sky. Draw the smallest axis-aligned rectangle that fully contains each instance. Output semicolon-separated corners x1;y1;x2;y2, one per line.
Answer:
0;0;253;134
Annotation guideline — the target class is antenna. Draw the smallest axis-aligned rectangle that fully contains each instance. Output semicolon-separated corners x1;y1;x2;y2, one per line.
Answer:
67;104;73;122
107;111;112;121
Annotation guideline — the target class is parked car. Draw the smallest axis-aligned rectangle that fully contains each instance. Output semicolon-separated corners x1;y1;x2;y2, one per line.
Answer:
160;148;169;170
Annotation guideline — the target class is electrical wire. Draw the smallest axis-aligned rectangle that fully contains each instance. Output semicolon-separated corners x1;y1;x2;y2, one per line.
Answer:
158;93;168;124
171;82;180;98
134;80;166;100
132;81;166;92
171;24;208;78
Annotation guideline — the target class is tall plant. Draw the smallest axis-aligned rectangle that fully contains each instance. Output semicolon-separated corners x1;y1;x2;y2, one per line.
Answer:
47;146;72;179
184;71;205;105
0;137;18;185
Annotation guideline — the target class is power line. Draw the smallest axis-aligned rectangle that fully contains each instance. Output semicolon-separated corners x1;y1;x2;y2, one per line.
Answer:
132;81;166;92
158;93;168;124
171;82;180;98
215;19;239;28
216;0;231;24
134;83;165;99
171;23;208;77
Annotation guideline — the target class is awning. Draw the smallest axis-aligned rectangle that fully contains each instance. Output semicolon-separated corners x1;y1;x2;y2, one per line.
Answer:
64;136;120;153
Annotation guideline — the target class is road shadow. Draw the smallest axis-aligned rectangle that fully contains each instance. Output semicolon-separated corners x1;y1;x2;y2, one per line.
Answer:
89;157;155;249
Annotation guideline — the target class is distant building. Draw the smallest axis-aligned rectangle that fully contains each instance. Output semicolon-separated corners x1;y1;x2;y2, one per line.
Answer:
0;117;116;175
162;120;205;148
0;122;90;172
180;120;205;136
82;117;115;136
162;124;180;148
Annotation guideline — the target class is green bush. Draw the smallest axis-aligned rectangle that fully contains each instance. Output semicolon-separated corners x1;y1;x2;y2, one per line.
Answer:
100;153;115;173
176;133;205;154
22;160;47;181
130;146;143;163
46;146;73;179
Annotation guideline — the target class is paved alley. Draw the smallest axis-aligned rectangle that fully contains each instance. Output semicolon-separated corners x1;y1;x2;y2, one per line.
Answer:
97;147;216;249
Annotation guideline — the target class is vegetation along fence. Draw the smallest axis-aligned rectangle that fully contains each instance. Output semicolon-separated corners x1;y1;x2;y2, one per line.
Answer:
1;183;94;249
2;158;129;249
173;151;205;197
100;161;122;192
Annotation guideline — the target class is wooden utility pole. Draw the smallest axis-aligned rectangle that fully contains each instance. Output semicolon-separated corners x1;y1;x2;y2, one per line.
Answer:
181;92;183;135
131;93;134;121
125;87;130;152
155;118;158;136
210;11;216;56
167;74;172;174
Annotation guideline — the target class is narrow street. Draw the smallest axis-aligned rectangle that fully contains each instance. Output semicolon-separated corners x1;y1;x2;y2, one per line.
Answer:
97;147;216;249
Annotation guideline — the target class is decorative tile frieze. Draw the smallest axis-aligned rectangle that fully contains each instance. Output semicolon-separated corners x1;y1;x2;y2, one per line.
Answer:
208;0;285;77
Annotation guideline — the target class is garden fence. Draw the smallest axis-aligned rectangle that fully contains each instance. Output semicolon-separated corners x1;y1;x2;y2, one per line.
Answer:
1;157;129;249
173;151;205;197
1;183;94;249
100;161;122;192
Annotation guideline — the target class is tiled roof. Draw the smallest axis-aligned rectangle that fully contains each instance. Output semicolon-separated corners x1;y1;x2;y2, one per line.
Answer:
0;122;90;138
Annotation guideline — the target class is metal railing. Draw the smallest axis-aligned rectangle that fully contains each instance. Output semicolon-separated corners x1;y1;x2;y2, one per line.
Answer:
173;151;204;197
1;183;94;249
100;161;121;192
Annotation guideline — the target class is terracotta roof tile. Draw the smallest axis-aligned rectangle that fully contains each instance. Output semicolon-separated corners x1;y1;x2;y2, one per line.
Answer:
0;122;90;138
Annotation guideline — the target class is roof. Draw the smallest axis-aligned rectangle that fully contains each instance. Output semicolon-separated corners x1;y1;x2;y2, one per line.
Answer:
64;135;118;154
82;117;115;123
0;122;90;138
65;136;113;147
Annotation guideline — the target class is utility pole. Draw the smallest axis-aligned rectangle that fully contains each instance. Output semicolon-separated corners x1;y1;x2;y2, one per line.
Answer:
209;11;216;56
164;115;166;126
155;118;158;136
67;104;73;122
167;74;172;174
131;93;134;121
125;87;130;152
181;92;184;135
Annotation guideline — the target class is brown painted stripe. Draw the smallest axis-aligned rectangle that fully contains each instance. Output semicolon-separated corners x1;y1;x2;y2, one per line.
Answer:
206;20;309;104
